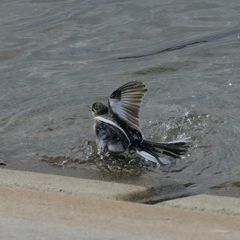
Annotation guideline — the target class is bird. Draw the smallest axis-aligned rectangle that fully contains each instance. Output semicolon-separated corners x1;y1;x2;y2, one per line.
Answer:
89;81;189;166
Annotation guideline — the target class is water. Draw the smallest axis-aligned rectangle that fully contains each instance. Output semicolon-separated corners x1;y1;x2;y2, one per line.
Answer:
1;0;240;199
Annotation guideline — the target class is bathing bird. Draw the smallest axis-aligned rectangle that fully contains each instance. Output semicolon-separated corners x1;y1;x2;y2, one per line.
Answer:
89;81;189;166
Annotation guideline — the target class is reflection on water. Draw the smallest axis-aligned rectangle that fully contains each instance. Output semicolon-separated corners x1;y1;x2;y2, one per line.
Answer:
1;0;240;198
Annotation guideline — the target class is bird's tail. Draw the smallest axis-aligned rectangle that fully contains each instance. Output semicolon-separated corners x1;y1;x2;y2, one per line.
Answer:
134;138;190;166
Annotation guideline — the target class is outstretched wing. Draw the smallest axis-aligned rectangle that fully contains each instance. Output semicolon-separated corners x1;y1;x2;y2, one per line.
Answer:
108;81;147;136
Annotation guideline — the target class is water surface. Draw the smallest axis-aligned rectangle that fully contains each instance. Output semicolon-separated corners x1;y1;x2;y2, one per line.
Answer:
1;0;240;199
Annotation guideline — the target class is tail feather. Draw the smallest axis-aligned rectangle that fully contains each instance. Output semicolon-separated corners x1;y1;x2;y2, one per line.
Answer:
134;138;190;165
136;150;171;166
142;139;189;158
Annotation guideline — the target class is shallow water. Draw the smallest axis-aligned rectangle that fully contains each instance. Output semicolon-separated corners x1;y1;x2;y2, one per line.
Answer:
1;0;240;198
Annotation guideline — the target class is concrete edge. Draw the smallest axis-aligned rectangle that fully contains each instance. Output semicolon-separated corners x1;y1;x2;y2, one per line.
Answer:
157;194;240;216
0;168;149;201
1;186;240;240
1;168;240;216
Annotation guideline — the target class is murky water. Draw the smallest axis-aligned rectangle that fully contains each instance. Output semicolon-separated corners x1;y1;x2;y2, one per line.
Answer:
1;0;240;199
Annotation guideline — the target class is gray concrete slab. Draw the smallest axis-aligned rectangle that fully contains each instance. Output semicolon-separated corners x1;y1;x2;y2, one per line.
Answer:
1;168;240;239
1;186;240;240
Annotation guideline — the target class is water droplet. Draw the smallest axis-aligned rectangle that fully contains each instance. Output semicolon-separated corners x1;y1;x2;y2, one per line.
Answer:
229;82;232;86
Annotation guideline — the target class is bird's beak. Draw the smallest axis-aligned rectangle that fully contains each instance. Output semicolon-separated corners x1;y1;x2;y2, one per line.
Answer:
87;106;91;111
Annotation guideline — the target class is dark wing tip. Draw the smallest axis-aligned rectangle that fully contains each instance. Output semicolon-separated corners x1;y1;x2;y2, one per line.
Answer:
110;89;121;99
110;81;147;99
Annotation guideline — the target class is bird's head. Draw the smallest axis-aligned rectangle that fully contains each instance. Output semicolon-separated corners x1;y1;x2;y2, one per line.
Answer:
88;102;108;117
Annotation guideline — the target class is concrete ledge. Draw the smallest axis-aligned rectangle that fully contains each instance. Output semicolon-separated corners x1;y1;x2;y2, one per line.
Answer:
157;194;240;216
0;169;149;201
1;168;240;239
1;186;240;240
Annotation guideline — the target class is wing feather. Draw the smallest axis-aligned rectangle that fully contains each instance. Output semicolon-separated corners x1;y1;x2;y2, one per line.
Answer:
108;81;147;138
